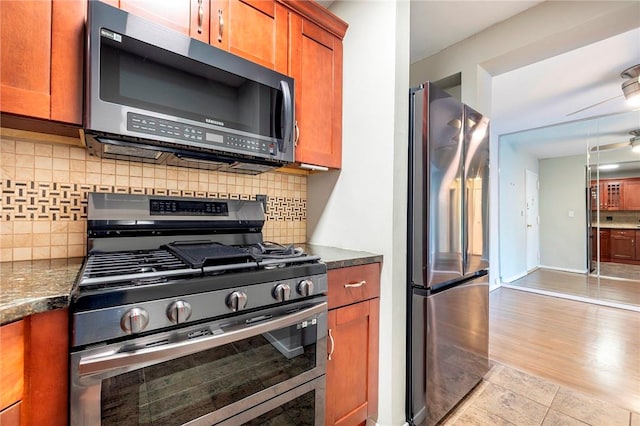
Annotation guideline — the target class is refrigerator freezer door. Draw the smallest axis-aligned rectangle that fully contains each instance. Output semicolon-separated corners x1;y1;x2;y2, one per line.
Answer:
410;276;489;426
463;105;490;275
409;83;465;288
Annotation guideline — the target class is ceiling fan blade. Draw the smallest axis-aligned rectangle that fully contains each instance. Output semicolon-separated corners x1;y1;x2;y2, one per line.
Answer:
589;141;630;152
566;94;624;117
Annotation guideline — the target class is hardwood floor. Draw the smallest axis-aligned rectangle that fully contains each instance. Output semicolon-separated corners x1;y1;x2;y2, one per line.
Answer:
489;287;640;413
508;267;640;307
597;261;640;281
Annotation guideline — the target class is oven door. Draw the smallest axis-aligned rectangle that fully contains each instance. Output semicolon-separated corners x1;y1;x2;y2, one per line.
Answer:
70;299;327;426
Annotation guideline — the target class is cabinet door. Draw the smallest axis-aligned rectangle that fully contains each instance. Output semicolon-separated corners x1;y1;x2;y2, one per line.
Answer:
211;0;287;73
0;1;52;119
624;180;640;210
1;0;84;125
610;231;635;260
0;320;24;412
21;309;69;425
118;0;210;42
604;181;623;210
326;299;379;426
590;183;598;211
600;230;610;261
51;0;85;124
289;14;343;169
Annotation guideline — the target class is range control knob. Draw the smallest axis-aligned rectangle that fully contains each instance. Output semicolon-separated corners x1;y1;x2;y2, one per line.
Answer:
226;291;248;312
297;279;315;297
167;300;192;324
120;307;150;334
272;283;291;302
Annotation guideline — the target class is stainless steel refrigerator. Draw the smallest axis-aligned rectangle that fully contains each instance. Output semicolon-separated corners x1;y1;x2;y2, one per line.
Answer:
406;82;490;426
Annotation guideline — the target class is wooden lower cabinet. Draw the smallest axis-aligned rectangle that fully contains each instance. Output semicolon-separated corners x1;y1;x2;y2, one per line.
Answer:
591;228;610;261
0;320;24;413
326;263;380;426
0;309;68;426
0;402;21;426
610;229;635;261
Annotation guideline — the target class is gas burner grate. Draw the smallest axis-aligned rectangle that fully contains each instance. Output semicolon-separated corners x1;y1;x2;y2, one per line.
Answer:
82;250;189;279
241;242;306;260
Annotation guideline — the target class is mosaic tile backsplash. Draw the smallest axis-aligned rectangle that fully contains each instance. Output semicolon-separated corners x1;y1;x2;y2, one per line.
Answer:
0;134;307;262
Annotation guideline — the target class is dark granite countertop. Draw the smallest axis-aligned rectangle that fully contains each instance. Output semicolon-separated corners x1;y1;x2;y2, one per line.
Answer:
0;245;381;325
301;244;383;269
0;258;83;325
593;223;640;230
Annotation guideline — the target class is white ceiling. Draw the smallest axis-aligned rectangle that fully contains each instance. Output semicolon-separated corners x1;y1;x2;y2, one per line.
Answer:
409;0;543;63
495;27;640;159
404;1;640;160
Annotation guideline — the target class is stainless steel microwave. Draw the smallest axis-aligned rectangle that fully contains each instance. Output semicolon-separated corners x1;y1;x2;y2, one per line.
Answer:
81;1;294;174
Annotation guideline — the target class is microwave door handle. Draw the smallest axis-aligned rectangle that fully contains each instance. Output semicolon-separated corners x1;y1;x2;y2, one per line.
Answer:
77;302;327;377
280;80;293;153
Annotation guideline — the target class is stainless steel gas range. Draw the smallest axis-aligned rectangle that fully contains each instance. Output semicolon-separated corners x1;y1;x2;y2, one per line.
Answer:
69;193;327;426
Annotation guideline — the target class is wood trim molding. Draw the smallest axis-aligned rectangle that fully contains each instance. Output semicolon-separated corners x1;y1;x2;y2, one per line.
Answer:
277;0;348;39
0;119;82;146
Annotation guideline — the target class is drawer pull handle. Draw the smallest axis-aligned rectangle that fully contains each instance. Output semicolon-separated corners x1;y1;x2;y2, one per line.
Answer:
197;0;203;34
217;9;224;42
328;328;335;361
344;280;366;288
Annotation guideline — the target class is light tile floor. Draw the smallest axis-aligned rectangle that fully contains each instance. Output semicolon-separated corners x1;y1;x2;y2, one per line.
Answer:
442;363;640;426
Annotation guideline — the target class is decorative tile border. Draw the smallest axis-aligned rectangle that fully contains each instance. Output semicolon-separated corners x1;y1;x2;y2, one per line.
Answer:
0;135;308;261
0;180;305;222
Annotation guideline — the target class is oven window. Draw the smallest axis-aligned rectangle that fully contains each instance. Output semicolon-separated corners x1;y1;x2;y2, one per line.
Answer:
100;323;318;425
243;390;316;426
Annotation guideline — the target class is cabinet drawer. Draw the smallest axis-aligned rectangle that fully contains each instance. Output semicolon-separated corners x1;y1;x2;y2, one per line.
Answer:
0;320;24;411
328;263;380;310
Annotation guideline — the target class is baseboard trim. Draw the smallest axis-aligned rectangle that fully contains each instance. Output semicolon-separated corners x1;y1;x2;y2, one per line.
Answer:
539;265;588;274
501;271;527;283
501;284;640;312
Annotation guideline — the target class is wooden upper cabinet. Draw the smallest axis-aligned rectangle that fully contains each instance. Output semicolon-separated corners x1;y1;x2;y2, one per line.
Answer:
1;0;84;125
1;1;52;120
116;0;210;43
289;14;343;169
604;180;623;210
623;179;640;210
211;0;287;73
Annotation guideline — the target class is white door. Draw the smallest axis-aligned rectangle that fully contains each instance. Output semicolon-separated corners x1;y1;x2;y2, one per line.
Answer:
525;169;540;271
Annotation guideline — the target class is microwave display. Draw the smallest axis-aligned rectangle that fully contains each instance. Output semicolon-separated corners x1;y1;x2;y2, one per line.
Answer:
99;34;284;142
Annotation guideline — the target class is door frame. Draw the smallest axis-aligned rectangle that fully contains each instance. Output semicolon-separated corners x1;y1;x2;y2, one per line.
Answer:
525;169;540;272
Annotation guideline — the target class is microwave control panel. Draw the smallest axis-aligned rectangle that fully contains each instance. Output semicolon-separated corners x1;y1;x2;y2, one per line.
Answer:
127;112;277;156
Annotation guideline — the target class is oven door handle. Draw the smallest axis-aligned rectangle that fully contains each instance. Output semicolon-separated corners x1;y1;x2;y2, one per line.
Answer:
78;302;327;376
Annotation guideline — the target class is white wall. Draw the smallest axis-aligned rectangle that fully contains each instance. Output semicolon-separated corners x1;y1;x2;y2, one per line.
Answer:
539;155;588;272
498;140;538;281
308;1;409;425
